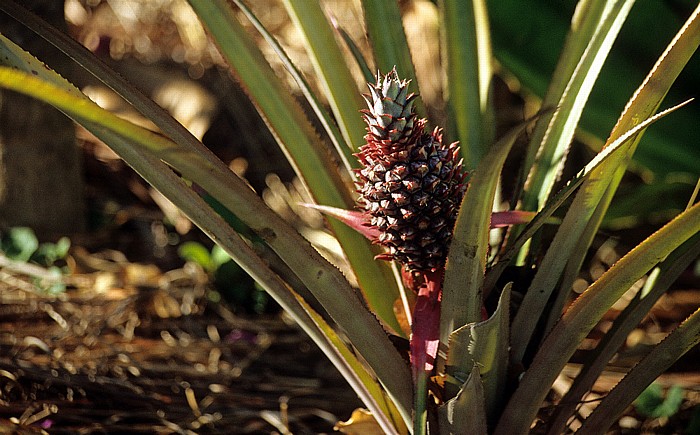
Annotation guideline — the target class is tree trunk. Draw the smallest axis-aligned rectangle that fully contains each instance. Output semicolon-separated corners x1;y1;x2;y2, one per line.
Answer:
0;0;84;239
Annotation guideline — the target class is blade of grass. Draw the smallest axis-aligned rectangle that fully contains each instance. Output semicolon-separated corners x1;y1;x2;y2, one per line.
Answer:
187;0;402;333
577;307;700;434
0;64;414;426
360;0;426;119
439;0;493;169
494;201;700;435
546;232;700;434
282;0;366;153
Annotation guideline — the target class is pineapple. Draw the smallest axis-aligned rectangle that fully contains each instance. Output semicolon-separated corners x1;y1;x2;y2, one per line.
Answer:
356;69;466;272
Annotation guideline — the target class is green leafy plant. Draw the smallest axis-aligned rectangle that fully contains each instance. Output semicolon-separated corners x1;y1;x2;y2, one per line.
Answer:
178;241;231;275
178;241;272;313
634;383;685;420
0;1;698;433
0;226;70;294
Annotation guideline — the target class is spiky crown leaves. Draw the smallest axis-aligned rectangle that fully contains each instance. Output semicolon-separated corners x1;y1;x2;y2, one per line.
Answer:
356;68;466;272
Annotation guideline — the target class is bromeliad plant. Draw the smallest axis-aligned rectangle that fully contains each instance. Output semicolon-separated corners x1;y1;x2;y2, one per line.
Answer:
0;1;699;434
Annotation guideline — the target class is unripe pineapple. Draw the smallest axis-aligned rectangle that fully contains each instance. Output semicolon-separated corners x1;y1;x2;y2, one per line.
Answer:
356;69;466;272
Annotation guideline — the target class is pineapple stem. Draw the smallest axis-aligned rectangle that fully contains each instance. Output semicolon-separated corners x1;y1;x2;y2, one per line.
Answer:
409;268;443;432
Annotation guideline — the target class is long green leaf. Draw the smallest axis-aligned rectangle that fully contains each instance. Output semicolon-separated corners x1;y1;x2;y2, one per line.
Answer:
0;3;414;419
94;123;403;435
0;1;225;178
0;64;413;426
563;0;700;291
296;292;407;435
333;21;374;83
27;68;397;432
494;202;700;435
518;0;607;180
231;0;357;175
484;100;692;300
511;3;700;363
510;102;694;365
187;0;402;333
577;307;700;434
489;0;700;176
546;232;700;434
536;5;700;350
521;0;635;213
360;0;426;119
282;0;366;152
441;117;538;344
439;0;493;169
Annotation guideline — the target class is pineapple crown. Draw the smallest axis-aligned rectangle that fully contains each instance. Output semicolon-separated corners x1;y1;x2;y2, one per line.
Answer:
361;68;418;146
356;68;466;272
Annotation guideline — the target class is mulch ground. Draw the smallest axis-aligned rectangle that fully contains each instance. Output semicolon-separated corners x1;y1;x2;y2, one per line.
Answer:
0;264;361;434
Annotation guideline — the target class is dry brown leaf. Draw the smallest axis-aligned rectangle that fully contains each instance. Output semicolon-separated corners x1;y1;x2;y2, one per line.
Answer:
334;408;383;435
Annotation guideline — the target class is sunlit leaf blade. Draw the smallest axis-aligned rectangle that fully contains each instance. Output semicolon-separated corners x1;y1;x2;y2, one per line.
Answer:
509;99;694;365
0;64;413;425
510;3;700;364
489;1;700;176
484;100;693;298
439;0;493;169
230;0;357;175
495;202;700;435
438;365;488;435
0;0;230;181
519;0;608;180
563;4;700;284
360;0;426;119
442;116;537;344
187;0;402;332
445;284;510;420
577;307;700;434
282;0;366;152
295;292;408;435
94;122;405;435
546;232;700;435
521;0;634;213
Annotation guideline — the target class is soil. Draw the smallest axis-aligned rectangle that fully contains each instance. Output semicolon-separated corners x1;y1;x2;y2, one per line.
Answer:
0;270;361;434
